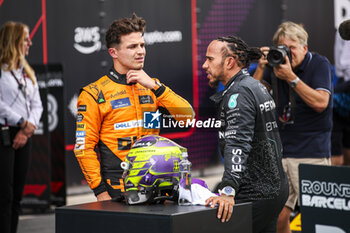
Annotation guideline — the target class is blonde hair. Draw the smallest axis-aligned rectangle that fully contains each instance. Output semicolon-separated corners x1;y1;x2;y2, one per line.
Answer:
0;21;36;84
273;21;308;47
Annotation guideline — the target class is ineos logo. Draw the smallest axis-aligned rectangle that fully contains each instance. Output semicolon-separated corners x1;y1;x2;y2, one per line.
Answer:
232;149;242;164
231;148;242;172
74;26;101;54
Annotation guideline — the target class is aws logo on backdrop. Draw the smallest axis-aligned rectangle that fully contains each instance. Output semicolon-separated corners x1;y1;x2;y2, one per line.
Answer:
74;26;101;54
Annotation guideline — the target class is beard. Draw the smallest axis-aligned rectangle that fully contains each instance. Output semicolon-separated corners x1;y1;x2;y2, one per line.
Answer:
208;68;225;89
208;79;220;88
207;60;226;89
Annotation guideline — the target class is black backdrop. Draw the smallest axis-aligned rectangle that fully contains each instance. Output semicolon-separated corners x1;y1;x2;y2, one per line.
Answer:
0;0;340;186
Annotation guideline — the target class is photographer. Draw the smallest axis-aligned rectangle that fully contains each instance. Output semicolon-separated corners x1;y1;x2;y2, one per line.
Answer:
253;21;333;233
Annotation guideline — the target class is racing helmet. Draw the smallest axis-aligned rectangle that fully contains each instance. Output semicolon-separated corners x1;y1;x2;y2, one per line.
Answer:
121;135;187;205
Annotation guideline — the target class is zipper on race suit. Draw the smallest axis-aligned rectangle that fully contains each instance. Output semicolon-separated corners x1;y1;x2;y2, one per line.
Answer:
131;84;140;137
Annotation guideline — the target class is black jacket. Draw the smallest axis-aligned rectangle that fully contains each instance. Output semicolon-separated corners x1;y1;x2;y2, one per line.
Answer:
210;69;287;201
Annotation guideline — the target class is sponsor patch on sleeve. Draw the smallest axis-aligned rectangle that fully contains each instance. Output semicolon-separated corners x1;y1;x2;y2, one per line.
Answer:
78;105;87;112
76;131;85;137
74;143;85;150
228;94;239;109
111;97;131;109
74;149;85;156
75;137;85;144
76;123;86;130
77;113;84;122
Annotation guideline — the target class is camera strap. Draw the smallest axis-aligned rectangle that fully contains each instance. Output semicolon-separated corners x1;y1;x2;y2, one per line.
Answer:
271;72;278;101
289;86;296;118
271;73;296;127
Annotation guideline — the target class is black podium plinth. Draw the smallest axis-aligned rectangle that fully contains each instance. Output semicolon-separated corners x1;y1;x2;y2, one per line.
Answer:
56;201;252;233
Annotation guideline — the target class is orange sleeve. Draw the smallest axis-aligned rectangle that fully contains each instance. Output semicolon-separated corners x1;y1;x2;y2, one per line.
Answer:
74;90;106;195
154;78;195;122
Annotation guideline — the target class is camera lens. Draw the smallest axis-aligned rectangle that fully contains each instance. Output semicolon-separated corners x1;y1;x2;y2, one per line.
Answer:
267;45;291;66
271;51;282;60
267;49;285;66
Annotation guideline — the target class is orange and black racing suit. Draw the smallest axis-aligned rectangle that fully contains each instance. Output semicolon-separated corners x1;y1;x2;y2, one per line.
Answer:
74;68;194;199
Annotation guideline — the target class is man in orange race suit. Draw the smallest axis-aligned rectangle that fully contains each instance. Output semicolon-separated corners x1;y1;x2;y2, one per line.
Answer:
73;13;194;201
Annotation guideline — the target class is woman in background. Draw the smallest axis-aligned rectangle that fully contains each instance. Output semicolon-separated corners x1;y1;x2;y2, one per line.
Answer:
0;21;43;233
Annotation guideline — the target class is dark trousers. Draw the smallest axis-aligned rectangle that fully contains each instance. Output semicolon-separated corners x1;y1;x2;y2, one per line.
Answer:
236;178;289;233
252;179;289;233
0;126;32;233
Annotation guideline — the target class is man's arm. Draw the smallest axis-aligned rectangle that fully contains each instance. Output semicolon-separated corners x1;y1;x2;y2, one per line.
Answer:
221;88;256;191
125;69;195;121
253;47;272;92
126;69;157;89
154;85;195;122
74;90;109;199
273;56;330;113
205;195;235;223
253;46;270;82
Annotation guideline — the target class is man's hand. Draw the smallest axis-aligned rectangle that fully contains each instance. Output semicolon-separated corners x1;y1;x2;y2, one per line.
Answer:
205;195;235;223
97;191;112;201
13;130;28;149
258;46;270;69
126;69;156;89
253;46;270;82
22;121;36;138
273;55;296;82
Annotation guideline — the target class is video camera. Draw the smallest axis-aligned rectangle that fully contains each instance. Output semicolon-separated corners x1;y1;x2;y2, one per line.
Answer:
267;44;292;66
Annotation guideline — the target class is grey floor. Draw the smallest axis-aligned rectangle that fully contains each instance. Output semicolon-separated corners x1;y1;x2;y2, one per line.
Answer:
18;214;55;233
18;188;96;233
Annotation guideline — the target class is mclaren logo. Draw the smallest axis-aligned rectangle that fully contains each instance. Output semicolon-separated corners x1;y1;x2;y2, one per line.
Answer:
74;26;101;54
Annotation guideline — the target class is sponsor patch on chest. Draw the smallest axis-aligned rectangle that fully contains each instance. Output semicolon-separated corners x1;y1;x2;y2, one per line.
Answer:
110;97;131;109
139;95;154;104
114;120;143;130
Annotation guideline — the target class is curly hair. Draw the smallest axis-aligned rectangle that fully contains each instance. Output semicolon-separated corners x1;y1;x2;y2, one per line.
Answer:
105;13;146;48
217;36;262;68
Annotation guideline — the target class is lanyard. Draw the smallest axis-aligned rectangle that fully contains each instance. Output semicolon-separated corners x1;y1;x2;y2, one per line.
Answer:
10;70;30;116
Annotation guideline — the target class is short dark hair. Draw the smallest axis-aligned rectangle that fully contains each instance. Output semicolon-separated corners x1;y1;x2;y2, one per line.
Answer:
105;13;146;48
217;36;262;68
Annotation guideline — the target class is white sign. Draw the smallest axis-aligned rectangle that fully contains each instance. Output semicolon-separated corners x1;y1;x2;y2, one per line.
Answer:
334;0;350;28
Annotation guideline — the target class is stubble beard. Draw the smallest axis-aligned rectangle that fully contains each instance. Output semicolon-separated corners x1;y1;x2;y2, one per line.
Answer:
208;70;225;89
208;78;220;88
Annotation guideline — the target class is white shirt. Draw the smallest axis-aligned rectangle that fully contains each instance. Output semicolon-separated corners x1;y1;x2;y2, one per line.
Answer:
0;66;43;126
